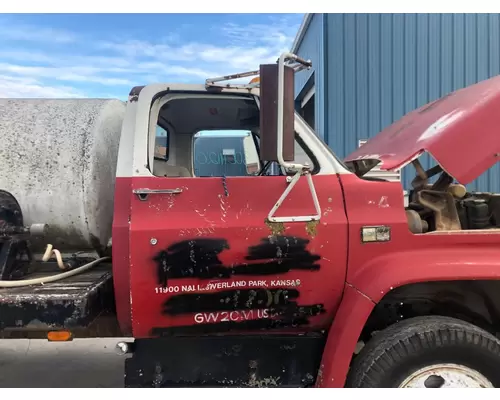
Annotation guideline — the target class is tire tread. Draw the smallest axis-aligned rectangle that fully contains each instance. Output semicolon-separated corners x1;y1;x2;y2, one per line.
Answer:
346;316;500;388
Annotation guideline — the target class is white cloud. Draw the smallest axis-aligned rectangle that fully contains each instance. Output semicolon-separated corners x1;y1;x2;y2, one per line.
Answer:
0;63;133;86
0;18;76;44
99;17;299;73
0;50;131;69
0;14;302;98
0;75;82;98
134;62;218;79
219;16;299;48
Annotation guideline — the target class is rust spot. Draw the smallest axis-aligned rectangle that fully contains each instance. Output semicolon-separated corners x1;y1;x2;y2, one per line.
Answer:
305;220;319;237
264;218;285;235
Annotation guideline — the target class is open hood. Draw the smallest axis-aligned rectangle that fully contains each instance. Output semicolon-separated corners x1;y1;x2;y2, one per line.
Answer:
344;75;500;185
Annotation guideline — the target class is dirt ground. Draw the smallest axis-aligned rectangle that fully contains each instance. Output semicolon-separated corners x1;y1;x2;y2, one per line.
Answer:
0;338;125;388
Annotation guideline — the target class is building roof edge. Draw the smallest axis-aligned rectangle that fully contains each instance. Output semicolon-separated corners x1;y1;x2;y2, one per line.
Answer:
290;13;313;54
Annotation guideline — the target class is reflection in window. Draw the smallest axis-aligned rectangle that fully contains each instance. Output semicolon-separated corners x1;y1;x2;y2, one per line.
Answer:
222;148;237;164
193;130;253;177
155;125;168;160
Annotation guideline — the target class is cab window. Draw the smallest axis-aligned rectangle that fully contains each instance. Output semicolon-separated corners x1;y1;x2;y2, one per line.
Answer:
193;130;254;177
154;125;169;160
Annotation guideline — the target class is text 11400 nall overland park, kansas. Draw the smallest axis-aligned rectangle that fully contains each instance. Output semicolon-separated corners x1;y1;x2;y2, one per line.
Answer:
154;278;302;294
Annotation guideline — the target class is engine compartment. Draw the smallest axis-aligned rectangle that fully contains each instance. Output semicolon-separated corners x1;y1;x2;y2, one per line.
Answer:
405;159;500;234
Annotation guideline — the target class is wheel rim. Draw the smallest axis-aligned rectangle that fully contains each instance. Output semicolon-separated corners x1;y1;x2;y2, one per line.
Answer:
398;363;494;388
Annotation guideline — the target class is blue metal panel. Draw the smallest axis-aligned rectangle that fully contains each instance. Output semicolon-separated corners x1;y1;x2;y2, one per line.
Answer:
294;14;323;97
320;13;500;193
293;14;327;139
356;14;369;143
367;14;381;138
343;13;357;155
380;14;393;131
328;13;345;152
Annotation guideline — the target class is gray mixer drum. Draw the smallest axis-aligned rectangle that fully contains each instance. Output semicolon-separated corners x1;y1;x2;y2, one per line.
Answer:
0;98;126;253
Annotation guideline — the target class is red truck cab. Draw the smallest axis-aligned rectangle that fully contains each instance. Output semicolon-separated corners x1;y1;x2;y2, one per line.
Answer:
2;54;500;388
112;57;500;388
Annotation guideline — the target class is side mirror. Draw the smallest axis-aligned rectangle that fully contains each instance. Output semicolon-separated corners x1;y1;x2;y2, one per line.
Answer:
242;135;261;175
259;63;295;162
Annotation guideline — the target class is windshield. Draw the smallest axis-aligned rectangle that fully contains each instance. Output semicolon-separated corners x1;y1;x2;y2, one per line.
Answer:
294;112;351;171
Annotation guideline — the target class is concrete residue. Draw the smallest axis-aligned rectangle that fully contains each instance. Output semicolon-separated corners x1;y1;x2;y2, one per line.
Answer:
264;218;285;236
378;196;389;208
305;220;319;237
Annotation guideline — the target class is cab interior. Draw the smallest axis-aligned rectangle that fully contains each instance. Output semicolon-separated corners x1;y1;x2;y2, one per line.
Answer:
148;93;313;178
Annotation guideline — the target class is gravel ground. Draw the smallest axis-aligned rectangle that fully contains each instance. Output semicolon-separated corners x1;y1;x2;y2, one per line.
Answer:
0;338;126;388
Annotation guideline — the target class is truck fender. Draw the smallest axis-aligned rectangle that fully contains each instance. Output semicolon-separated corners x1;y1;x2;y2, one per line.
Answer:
314;283;374;388
349;247;500;302
316;247;500;387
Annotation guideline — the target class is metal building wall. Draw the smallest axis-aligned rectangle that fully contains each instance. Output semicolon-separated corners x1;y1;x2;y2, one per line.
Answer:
293;14;327;140
296;13;500;192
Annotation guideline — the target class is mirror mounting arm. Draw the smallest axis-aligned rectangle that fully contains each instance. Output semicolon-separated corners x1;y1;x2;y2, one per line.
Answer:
267;169;321;223
267;53;320;224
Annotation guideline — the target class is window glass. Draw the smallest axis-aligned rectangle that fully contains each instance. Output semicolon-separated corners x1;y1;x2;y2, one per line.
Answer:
192;129;315;177
154;125;168;160
293;138;313;167
193;130;256;177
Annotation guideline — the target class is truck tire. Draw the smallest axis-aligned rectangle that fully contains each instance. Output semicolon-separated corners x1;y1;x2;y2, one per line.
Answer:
346;315;500;388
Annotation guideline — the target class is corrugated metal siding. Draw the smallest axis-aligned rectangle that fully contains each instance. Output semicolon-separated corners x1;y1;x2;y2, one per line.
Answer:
300;13;500;192
294;14;322;95
294;14;327;139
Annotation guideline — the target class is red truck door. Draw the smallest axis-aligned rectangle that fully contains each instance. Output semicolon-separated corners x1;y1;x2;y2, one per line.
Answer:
128;127;348;339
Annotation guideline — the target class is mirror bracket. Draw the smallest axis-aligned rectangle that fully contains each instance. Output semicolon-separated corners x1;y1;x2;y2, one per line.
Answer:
266;53;321;223
267;168;321;223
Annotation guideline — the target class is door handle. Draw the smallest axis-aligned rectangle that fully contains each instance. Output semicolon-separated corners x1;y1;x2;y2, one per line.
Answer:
133;188;183;201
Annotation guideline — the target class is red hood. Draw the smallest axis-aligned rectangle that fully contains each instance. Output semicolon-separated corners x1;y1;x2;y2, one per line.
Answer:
344;75;500;185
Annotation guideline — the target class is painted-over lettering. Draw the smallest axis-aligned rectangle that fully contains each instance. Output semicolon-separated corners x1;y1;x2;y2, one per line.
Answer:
150;235;325;335
153;236;320;287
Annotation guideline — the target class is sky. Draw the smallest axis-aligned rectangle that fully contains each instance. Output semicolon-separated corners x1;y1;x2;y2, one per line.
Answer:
0;13;304;99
